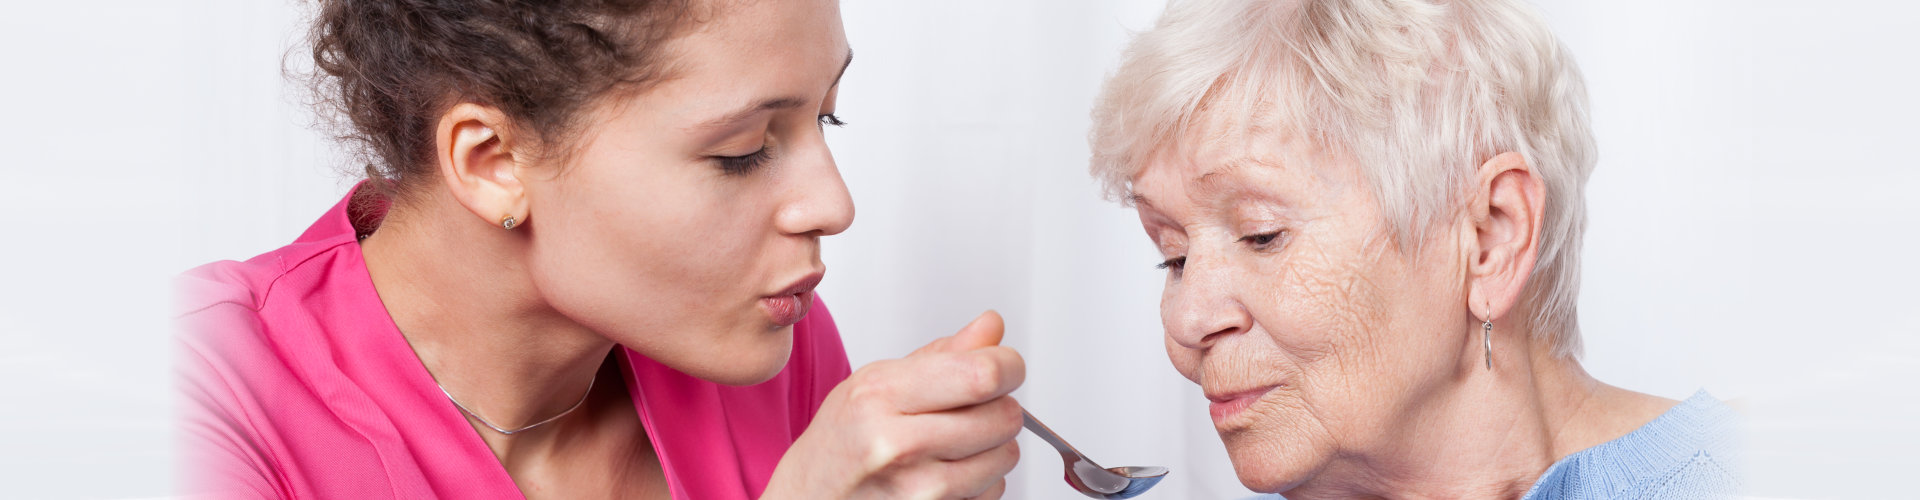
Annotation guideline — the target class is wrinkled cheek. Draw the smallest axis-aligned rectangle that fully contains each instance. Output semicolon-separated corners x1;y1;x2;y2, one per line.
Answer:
1164;334;1203;383
1222;404;1322;493
1159;287;1192;378
1221;386;1328;492
1267;267;1374;369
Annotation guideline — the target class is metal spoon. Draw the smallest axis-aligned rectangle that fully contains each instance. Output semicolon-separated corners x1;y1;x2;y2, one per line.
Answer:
1022;409;1169;499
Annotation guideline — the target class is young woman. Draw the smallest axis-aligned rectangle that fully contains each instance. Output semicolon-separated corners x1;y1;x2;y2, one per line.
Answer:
176;1;1023;498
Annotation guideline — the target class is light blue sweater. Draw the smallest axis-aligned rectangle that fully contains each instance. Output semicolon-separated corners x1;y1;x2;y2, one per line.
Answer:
1521;390;1739;499
1247;390;1740;499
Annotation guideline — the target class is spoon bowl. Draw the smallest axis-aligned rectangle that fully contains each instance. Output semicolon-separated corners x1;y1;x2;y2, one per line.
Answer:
1022;410;1169;499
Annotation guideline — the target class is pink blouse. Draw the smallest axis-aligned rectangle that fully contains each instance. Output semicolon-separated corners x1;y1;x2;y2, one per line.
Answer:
176;187;851;499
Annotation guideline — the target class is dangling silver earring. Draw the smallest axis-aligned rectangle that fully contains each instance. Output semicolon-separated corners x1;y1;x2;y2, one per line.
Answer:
501;216;518;230
1482;318;1493;370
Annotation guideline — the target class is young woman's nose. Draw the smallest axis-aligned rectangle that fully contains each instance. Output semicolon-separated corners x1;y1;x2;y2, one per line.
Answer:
775;140;855;237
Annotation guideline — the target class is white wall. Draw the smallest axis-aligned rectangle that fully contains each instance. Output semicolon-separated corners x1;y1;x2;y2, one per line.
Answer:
1534;2;1920;498
0;3;197;498
1;1;1912;498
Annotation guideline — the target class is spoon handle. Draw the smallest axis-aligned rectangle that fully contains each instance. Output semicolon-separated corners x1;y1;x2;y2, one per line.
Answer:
1022;409;1099;467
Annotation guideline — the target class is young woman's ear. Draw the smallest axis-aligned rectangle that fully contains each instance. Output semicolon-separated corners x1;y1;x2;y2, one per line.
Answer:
436;103;529;229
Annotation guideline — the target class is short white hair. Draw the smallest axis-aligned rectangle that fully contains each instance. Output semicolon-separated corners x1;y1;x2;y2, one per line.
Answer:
1089;0;1597;358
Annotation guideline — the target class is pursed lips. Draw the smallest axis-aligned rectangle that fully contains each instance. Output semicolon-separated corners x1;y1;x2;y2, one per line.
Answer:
760;270;824;326
771;271;824;297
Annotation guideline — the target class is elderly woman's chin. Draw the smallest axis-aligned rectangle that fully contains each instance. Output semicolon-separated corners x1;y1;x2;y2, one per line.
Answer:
1217;403;1327;493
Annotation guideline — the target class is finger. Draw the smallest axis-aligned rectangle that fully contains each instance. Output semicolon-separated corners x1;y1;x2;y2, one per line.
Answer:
945;310;1004;352
899;395;1024;461
940;439;1020;499
968;478;1007;500
889;347;1025;414
909;310;1003;358
908;336;952;358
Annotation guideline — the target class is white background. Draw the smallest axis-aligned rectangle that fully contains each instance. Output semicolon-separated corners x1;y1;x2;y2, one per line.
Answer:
2;1;1914;498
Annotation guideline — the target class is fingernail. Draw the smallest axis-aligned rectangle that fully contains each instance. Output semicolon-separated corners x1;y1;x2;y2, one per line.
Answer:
964;310;993;330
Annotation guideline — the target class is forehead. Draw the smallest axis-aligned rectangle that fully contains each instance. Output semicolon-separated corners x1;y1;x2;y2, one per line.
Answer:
682;0;846;49
1130;107;1324;206
645;0;849;109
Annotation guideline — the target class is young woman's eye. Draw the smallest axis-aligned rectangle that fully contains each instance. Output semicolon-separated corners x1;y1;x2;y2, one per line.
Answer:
715;146;773;176
818;113;846;127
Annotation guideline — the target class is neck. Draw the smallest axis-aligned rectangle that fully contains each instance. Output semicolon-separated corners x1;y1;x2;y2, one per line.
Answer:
359;189;617;458
1294;326;1676;500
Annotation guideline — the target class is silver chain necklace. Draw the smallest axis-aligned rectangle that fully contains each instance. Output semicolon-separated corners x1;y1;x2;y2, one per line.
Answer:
439;376;596;435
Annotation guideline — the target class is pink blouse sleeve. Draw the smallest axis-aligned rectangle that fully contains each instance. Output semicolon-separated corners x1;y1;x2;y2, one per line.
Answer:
174;266;289;499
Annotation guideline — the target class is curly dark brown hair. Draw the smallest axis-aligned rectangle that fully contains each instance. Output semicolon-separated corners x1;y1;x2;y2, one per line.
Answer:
305;0;695;198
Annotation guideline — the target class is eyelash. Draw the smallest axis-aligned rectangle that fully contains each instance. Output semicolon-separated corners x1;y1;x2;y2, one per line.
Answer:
716;146;773;176
1241;230;1284;248
716;114;844;176
1152;230;1286;275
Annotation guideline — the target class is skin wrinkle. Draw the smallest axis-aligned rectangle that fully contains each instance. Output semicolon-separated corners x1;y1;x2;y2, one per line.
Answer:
1160;118;1406;491
1101;0;1680;495
1129;94;1676;498
1286;204;1393;485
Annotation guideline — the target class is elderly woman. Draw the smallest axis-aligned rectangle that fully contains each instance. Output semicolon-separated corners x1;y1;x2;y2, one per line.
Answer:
1089;0;1737;498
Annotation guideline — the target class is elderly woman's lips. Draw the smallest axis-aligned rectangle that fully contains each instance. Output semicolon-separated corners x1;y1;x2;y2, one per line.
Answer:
1207;386;1278;426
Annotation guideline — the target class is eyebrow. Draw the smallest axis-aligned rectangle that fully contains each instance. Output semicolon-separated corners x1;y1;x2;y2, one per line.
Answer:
1126;192;1154;209
694;50;854;131
832;49;855;90
1125;160;1253;210
1190;160;1254;200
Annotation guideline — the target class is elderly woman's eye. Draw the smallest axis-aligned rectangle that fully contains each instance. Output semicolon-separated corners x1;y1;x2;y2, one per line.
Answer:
1240;231;1284;247
1155;256;1187;272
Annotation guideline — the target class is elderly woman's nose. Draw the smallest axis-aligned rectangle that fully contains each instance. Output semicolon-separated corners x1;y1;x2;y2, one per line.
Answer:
1166;260;1253;349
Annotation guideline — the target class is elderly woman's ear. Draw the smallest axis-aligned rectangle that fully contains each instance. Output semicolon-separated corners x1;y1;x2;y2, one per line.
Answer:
1466;151;1548;322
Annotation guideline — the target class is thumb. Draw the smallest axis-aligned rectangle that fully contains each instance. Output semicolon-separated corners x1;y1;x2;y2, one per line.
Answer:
946;310;1005;351
909;310;1005;357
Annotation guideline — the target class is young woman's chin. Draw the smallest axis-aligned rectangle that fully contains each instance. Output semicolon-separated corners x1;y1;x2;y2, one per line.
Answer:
706;328;797;386
619;323;797;386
